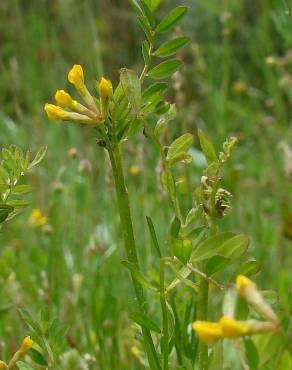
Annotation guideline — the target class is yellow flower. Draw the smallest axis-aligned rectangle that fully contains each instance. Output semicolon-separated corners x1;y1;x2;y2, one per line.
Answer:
19;336;33;354
219;316;250;338
29;208;47;227
0;361;7;369
98;77;113;101
55;90;77;109
44;103;67;120
236;274;255;296
68;64;85;94
130;345;140;358
236;275;279;325
192;321;223;344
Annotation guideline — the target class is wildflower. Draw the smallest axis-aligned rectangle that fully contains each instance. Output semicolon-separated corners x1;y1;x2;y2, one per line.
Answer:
265;56;276;65
219;316;250;338
192;321;223;344
98;78;113;101
55;90;77;109
130;345;141;358
129;165;141;176
236;275;279;325
19;336;33;354
44;103;97;125
98;77;113;119
29;208;47;227
0;361;7;369
68;64;85;94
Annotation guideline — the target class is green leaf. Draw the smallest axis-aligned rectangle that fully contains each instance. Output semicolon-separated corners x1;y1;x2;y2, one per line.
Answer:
154;104;176;137
141;0;155;28
217;234;249;260
0;204;14;223
28;348;48;366
18;309;43;338
161;170;175;198
167;133;193;164
129;0;143;15
154;37;190;57
235;260;261;277
12;185;32;195
129;311;161;333
122;261;157;292
2;148;16;170
148;59;182;79
172;238;192;264
8;199;29;208
142;41;151;65
156;6;188;34
142;82;168;102
16;362;34;370
206;255;229;276
28;146;47;170
146;216;162;258
198;129;217;164
120;68;142;113
137;16;154;44
0;183;9;192
170;216;181;239
244;337;259;370
191;232;235;262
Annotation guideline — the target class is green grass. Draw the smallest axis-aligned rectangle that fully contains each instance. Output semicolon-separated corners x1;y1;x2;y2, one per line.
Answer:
0;0;291;369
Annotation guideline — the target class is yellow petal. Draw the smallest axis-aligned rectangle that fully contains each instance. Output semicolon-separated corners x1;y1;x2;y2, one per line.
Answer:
0;361;7;369
192;321;223;344
68;64;85;93
44;103;67;120
55;90;76;109
219;316;250;338
98;77;113;101
19;336;33;354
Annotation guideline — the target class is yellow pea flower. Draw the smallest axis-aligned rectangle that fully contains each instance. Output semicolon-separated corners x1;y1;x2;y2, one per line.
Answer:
130;345;140;358
219;316;250;338
98;77;113;101
236;275;279;325
192;321;223;344
68;64;85;94
55;90;77;109
19;336;33;354
0;361;7;369
98;77;113;119
44;103;67;120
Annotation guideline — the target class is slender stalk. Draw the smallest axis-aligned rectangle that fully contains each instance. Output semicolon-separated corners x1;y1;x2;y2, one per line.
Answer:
197;270;209;370
106;139;161;370
160;260;169;370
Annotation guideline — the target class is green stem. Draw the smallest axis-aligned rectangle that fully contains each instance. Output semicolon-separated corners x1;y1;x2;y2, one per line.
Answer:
160;260;169;370
107;140;161;370
197;270;209;370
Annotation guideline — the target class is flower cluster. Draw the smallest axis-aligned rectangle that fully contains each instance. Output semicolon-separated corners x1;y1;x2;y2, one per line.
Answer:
44;64;113;125
29;208;47;227
192;275;279;344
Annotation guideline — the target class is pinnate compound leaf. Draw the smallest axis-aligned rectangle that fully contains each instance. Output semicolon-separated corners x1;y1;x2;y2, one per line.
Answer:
156;6;188;33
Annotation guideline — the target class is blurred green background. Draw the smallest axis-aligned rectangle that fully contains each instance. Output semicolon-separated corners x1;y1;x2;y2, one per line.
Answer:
0;0;291;369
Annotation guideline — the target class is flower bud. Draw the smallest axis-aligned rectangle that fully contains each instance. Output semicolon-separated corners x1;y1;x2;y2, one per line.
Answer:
44;103;67;120
98;77;113;101
68;64;85;94
236;275;279;325
19;336;33;354
55;90;77;109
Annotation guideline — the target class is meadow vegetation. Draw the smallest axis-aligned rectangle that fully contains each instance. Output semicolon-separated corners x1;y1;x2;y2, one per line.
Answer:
0;0;291;369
